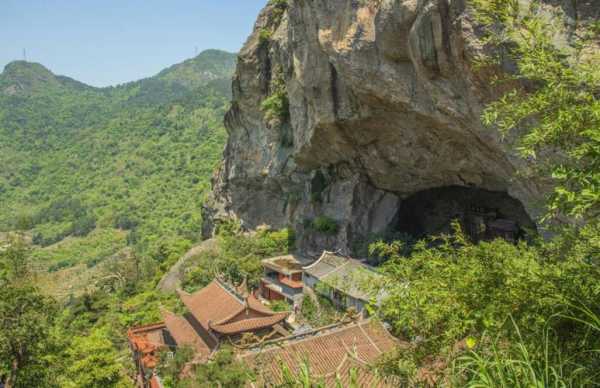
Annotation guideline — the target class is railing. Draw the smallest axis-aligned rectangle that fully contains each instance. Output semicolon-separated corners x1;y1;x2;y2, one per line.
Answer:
261;276;302;298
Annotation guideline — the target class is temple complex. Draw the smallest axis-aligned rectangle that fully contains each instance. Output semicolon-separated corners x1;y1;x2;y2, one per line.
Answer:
128;279;289;387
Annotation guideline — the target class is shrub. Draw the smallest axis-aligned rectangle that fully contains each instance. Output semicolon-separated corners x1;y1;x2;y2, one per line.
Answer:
71;214;96;237
157;345;195;387
375;222;600;382
300;294;342;327
182;226;295;292
269;300;291;312
310;216;338;235
258;28;272;47
261;66;289;126
186;346;251;387
260;90;289;124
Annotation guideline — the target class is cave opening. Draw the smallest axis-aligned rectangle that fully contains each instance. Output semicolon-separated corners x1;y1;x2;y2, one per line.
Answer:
393;186;536;243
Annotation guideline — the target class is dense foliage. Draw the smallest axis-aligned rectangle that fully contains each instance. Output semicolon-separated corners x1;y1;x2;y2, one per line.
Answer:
182;224;295;291
368;1;600;386
0;238;190;387
0;50;236;387
473;0;600;220
0;242;58;388
2;0;599;386
374;222;599;384
181;347;251;388
0;50;235;293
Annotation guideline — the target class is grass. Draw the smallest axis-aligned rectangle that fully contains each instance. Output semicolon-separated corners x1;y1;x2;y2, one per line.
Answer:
452;307;600;387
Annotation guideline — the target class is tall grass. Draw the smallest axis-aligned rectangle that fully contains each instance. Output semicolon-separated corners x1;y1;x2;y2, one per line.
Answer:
279;360;361;388
453;305;600;387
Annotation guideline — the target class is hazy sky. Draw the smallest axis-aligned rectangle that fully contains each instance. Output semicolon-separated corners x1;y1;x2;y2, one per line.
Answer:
1;0;266;87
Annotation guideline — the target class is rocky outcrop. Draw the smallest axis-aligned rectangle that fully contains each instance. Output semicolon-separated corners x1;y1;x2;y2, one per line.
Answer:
204;0;599;256
157;239;218;292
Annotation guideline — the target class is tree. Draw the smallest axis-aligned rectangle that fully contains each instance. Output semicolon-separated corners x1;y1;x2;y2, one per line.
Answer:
186;347;251;388
373;222;600;384
472;0;600;220
0;242;58;388
156;345;194;388
61;328;128;388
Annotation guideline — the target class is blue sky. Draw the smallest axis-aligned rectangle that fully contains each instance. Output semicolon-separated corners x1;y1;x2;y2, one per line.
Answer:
1;0;266;87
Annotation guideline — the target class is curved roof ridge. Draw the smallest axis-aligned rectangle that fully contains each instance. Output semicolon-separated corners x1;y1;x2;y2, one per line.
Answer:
214;278;245;304
209;312;288;334
178;280;244;331
246;294;279;315
211;294;279;326
243;320;365;355
212;304;247;326
358;319;383;354
302;250;336;270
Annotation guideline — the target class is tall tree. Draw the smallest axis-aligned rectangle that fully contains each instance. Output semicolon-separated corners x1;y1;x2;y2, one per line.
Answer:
0;241;57;388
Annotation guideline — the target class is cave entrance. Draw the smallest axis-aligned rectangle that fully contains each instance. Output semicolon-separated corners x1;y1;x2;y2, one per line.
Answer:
394;186;536;243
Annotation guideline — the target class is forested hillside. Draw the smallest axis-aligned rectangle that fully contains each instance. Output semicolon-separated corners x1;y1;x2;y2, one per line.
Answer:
0;49;235;295
1;1;598;386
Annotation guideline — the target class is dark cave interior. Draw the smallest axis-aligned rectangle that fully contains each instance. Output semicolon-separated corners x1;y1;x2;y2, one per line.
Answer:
394;186;536;243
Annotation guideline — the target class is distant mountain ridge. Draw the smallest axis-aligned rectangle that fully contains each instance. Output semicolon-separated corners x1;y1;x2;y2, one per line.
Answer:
0;49;236;287
0;49;237;102
0;61;93;96
156;49;237;88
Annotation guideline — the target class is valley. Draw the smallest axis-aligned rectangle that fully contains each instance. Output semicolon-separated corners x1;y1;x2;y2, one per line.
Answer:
0;50;235;297
0;0;599;387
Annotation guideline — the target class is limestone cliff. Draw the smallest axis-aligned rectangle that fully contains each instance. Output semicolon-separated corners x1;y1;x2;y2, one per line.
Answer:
204;0;598;256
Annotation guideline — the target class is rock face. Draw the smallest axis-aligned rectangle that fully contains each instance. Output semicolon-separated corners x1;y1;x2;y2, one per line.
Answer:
204;0;598;256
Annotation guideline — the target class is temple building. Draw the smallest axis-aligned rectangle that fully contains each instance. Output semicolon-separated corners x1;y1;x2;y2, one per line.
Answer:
303;251;385;316
127;323;169;388
259;254;313;305
128;279;289;387
176;279;290;343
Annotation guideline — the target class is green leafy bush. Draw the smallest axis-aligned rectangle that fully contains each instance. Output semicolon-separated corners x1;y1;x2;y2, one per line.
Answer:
299;293;342;327
375;221;600;383
472;0;600;220
268;299;291;312
258;28;272;47
453;308;600;387
184;346;252;388
183;226;295;291
309;216;339;235
157;345;195;388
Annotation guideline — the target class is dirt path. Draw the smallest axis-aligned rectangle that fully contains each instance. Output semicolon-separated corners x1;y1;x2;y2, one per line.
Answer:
157;238;217;292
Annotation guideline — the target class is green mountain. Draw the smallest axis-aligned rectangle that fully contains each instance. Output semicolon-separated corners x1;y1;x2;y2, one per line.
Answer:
0;50;236;292
156;49;237;87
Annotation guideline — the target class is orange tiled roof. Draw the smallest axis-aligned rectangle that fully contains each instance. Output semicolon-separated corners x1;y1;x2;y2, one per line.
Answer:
178;280;244;331
127;322;167;369
162;310;213;361
149;375;161;388
178;280;288;335
279;276;303;288
210;313;289;335
240;320;400;387
246;294;278;315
